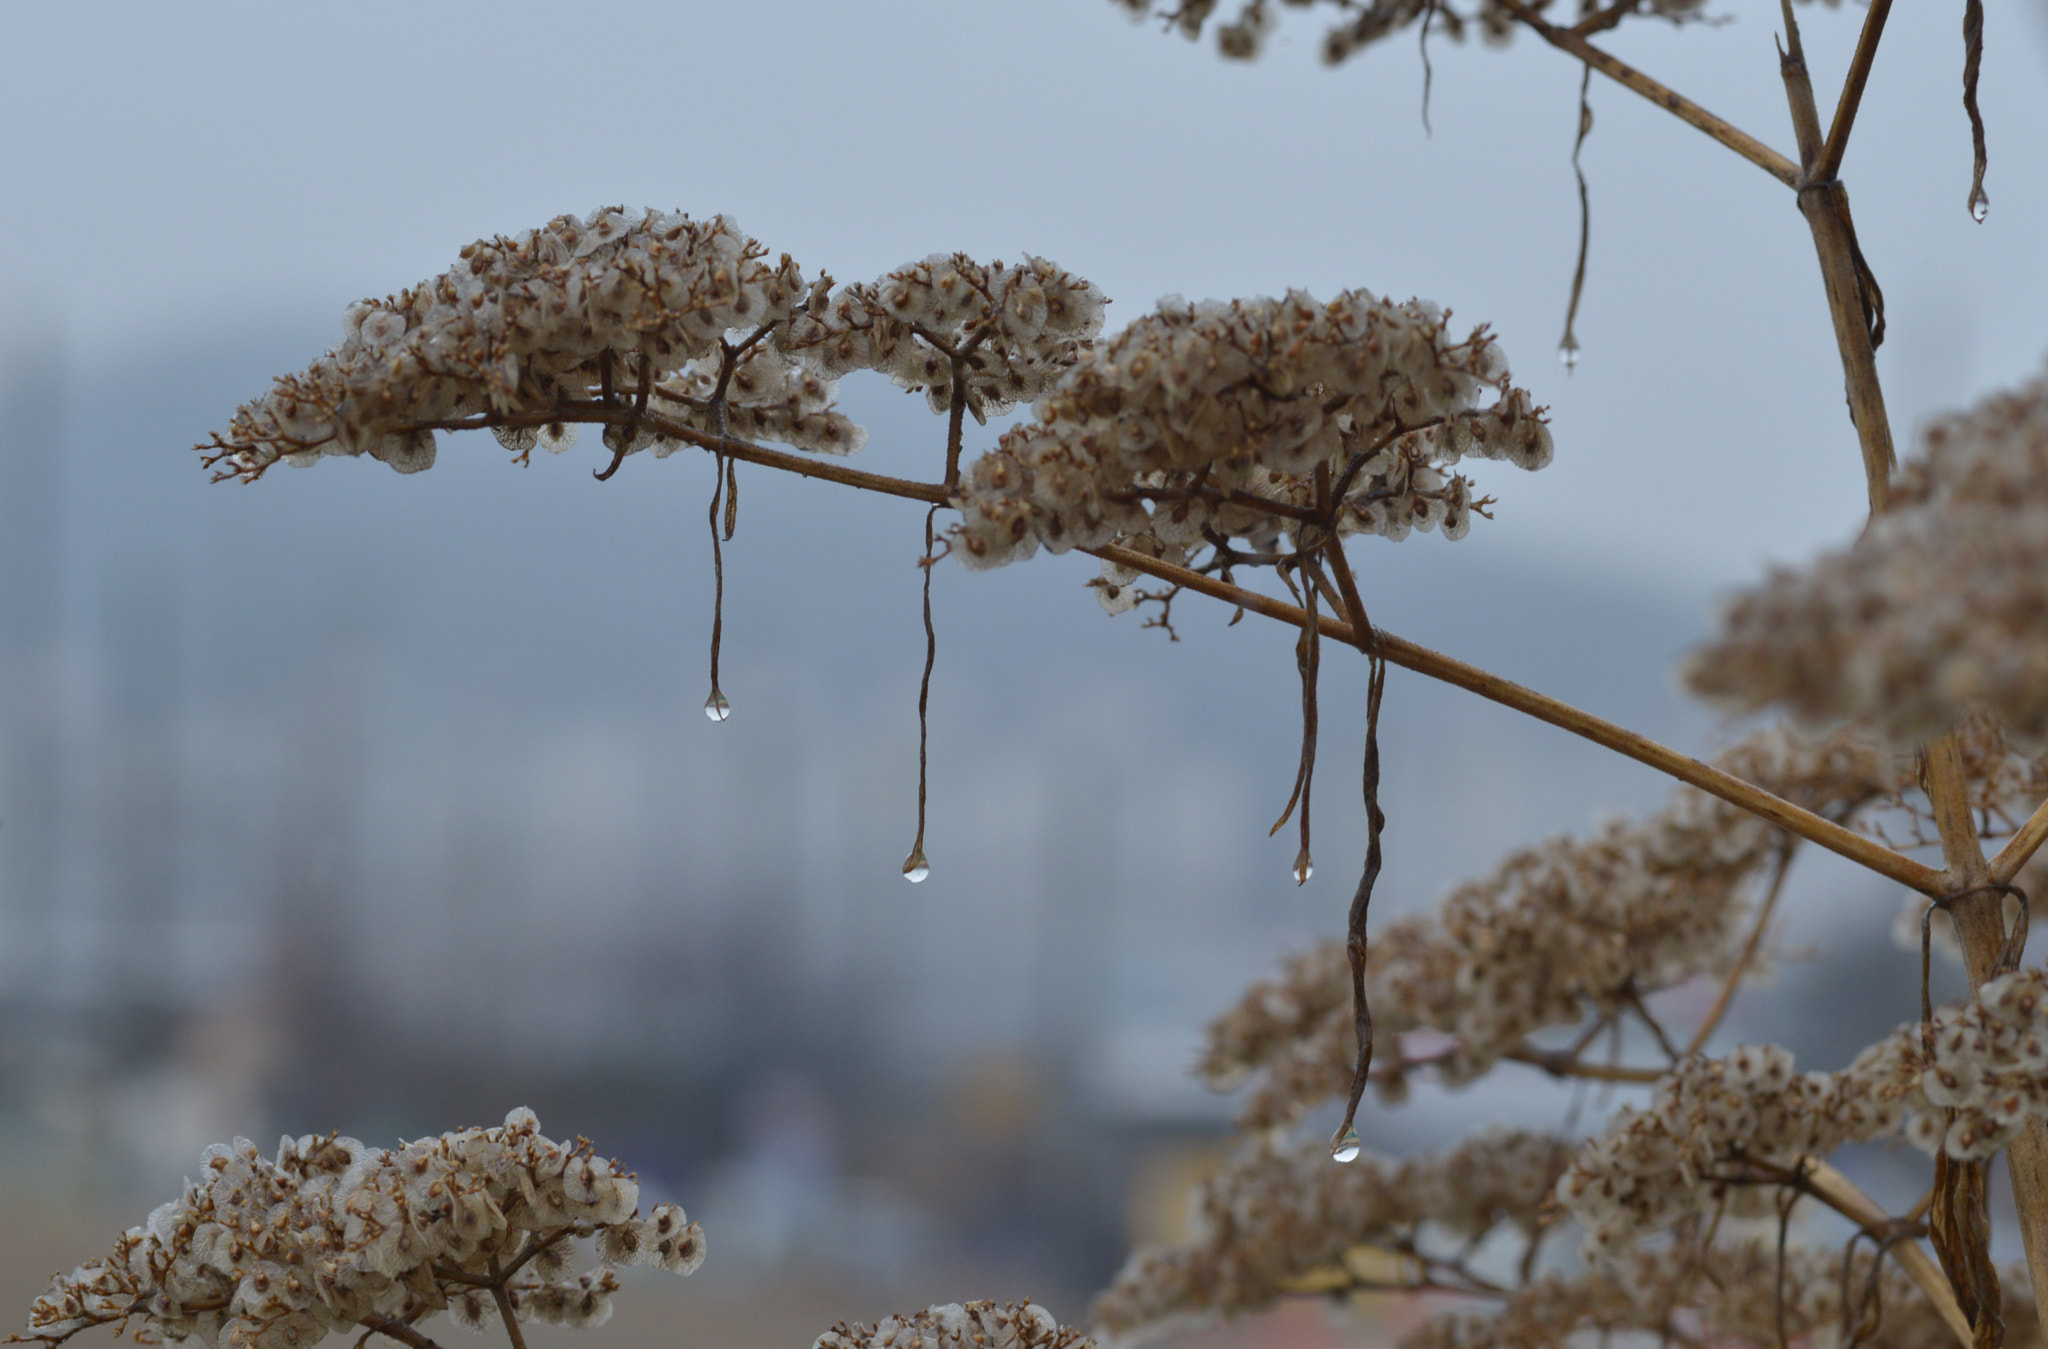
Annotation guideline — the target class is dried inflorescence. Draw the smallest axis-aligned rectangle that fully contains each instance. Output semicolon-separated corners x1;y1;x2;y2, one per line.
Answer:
1111;0;1713;66
951;289;1551;570
1689;361;2048;747
1200;725;1896;1130
10;1109;703;1349
1088;1129;1571;1340
784;254;1108;426
202;208;858;481
816;1303;1093;1349
1406;1240;2015;1349
1555;1040;1918;1259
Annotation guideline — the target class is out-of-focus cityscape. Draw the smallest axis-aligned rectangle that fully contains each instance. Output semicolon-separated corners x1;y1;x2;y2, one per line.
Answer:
2;2;2046;1346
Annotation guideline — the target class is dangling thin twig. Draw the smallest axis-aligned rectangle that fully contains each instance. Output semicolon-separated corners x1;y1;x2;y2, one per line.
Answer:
723;456;739;541
1334;648;1388;1156
1559;63;1595;372
903;505;939;883
1961;0;1989;221
1268;568;1322;888
703;453;730;722
1418;0;1438;137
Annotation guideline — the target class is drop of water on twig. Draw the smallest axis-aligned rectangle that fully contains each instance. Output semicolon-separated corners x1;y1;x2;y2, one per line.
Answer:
1969;190;1990;223
703;689;731;722
902;848;930;884
1292;850;1314;885
1330;1124;1361;1164
1559;336;1581;371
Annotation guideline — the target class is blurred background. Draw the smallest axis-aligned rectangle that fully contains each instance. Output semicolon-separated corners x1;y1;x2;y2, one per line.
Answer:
1;2;2046;1346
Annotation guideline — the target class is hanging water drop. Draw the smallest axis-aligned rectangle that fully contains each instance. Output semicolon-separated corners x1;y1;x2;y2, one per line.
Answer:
703;689;731;722
1969;189;1990;223
1330;1124;1361;1164
902;847;930;884
1559;335;1581;371
1292;849;1314;885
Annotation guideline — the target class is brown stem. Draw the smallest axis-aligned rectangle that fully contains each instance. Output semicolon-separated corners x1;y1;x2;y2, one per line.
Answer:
1990;796;2048;885
1683;838;1797;1058
1502;1044;1664;1083
1087;543;1944;895
1817;0;1895;181
360;1317;447;1349
486;1259;530;1349
1802;1162;1972;1348
1493;0;1801;186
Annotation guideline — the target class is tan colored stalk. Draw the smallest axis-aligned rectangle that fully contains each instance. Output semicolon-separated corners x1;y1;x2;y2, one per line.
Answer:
1774;0;2048;1310
1088;543;1943;894
1682;839;1797;1059
1990;795;2048;886
1805;1161;1972;1348
1491;0;1800;186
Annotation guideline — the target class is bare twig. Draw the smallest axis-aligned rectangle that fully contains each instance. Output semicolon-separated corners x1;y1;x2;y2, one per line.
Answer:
1991;796;2048;885
360;1316;447;1349
1817;0;1895;181
1087;543;1945;895
1801;1162;1971;1349
1493;0;1801;186
1683;838;1797;1058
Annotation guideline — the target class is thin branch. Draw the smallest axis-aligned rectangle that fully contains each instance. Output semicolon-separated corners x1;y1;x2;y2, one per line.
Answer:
1493;0;1801;186
1991;796;2048;885
1502;1044;1664;1083
1773;1161;1971;1349
419;406;951;505
487;1259;530;1349
1683;838;1797;1058
1087;543;1946;895
360;1316;447;1349
1816;0;1895;181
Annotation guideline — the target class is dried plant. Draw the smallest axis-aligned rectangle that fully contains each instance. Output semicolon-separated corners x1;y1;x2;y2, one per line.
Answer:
17;2;2048;1349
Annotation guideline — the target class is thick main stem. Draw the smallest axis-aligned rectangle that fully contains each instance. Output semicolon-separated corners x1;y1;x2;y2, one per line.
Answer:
1777;5;2048;1310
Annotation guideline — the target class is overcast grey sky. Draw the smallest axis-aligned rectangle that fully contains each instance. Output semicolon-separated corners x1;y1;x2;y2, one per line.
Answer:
2;0;2044;599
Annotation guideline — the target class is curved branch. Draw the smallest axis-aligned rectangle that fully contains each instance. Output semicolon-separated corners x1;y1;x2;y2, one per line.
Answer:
1088;543;1944;895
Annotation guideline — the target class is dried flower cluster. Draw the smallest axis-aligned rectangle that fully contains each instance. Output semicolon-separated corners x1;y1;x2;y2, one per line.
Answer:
1109;0;1712;66
1407;1241;2015;1349
1199;726;1895;1130
11;1109;702;1349
201;208;857;481
1688;361;2048;747
1555;1040;1917;1259
783;254;1108;424
815;1302;1093;1349
951;290;1551;570
1089;1129;1571;1337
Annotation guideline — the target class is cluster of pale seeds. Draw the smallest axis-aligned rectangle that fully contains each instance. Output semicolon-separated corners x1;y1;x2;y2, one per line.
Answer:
815;1303;1092;1349
1688;360;2048;747
203;208;847;480
951;289;1551;570
1198;725;1895;1130
1088;1129;1570;1339
1407;1240;2002;1349
783;254;1109;424
12;1109;702;1349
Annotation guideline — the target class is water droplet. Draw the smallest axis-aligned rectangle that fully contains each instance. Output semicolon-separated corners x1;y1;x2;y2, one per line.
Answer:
1559;336;1581;371
1292;849;1313;885
1330;1124;1361;1164
1969;189;1990;223
703;689;731;722
902;848;930;884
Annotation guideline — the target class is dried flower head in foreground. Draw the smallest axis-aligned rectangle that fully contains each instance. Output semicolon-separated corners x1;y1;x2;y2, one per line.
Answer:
1689;361;2048;746
1200;725;1894;1130
11;1109;702;1349
816;1302;1093;1349
952;290;1551;569
201;207;852;481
